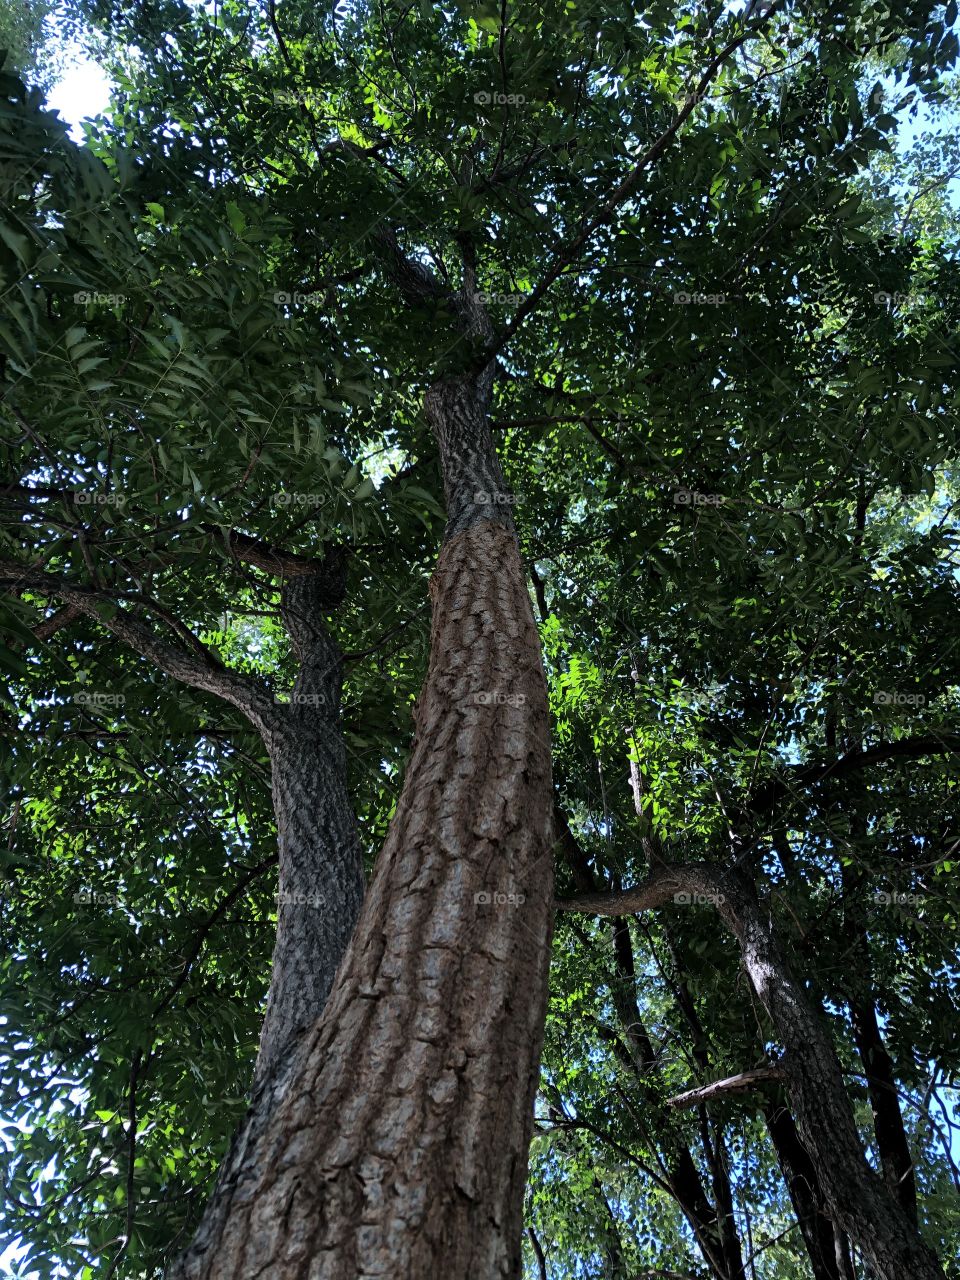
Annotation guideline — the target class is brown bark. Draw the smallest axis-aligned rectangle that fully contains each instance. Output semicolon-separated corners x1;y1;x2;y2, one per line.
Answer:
557;814;744;1280
168;370;555;1278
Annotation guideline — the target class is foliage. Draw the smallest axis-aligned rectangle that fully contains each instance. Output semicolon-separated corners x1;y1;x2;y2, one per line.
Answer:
1;0;959;1275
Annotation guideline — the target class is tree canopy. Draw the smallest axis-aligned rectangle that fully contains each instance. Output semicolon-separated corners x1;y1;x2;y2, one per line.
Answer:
1;0;959;1276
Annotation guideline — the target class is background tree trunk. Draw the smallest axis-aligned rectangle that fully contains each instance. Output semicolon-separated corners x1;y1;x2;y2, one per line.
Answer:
560;866;946;1280
253;569;366;1089
763;1100;852;1280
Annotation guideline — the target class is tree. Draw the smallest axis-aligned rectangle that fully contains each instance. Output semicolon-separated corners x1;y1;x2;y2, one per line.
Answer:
2;0;959;1276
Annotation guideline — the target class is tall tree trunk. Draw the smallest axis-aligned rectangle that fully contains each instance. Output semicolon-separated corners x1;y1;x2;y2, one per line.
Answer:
840;861;917;1224
609;918;745;1280
168;369;555;1278
558;814;745;1280
254;567;367;1088
848;993;917;1223
704;871;941;1280
763;1100;850;1280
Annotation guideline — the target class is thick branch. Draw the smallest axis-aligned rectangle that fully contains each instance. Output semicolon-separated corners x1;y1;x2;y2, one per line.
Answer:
0;556;276;732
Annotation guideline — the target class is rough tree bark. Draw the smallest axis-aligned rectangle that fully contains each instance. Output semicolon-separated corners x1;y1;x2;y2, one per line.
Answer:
254;560;366;1089
559;864;946;1280
763;1100;853;1280
167;343;555;1276
4;543;366;1092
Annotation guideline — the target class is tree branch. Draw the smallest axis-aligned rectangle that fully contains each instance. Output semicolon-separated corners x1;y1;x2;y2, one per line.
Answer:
666;1067;787;1110
480;3;784;365
749;735;960;814
0;555;276;732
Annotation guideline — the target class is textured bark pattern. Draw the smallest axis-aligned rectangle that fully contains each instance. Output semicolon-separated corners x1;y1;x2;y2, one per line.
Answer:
849;994;918;1222
607;923;743;1280
840;861;918;1223
253;570;366;1087
168;518;554;1279
725;886;941;1280
687;870;942;1280
425;374;512;540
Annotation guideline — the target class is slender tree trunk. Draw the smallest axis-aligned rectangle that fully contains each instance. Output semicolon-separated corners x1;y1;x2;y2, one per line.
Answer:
609;920;745;1280
254;568;366;1089
560;866;946;1280
560;822;744;1280
763;1099;849;1280
704;872;942;1280
169;369;555;1278
840;860;917;1224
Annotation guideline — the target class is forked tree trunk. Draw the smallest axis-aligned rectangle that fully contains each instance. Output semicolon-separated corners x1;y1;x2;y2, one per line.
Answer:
168;369;555;1278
